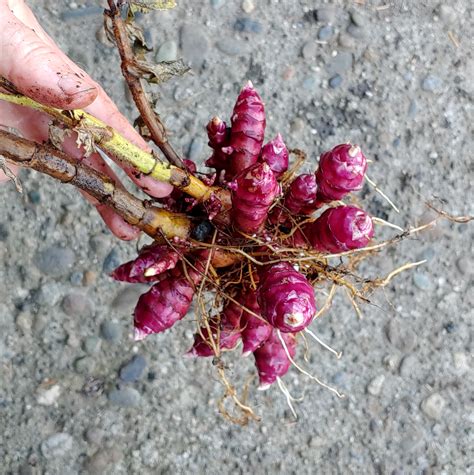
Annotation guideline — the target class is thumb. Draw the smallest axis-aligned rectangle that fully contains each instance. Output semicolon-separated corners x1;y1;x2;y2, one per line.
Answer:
0;4;98;109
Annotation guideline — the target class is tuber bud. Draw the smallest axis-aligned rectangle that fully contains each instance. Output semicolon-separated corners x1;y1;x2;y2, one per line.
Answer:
133;264;202;340
187;300;243;357
230;162;280;234
111;244;179;283
205;116;230;171
284;173;319;215
316;143;367;203
260;133;289;179
226;81;266;177
257;262;316;333
254;330;296;390
241;290;272;356
301;205;374;253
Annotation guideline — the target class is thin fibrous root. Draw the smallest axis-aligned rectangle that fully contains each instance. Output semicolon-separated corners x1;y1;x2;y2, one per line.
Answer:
372;216;404;232
276;377;304;420
304;328;342;359
363;260;427;293
277;330;345;399
365;174;400;213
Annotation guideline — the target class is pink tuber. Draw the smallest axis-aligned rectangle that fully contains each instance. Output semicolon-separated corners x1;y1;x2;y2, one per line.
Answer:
259;133;289;179
230;162;280;234
240;290;272;356
300;205;374;253
133;264;202;340
225;81;266;178
187;299;243;357
257;262;316;333
254;330;296;389
316;143;367;203
284;173;319;215
111;244;179;283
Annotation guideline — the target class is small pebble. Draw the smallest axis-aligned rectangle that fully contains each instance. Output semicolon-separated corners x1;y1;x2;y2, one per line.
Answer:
100;321;122;343
455;256;473;276
119;355;147;382
36;383;61;406
85;427;105;446
217;37;247;56
84;448;122;474
326;51;353;75
156;40;178;62
350;9;368;27
181;24;210;69
302;76;317;91
210;0;225;9
421;393;446;420
83;270;97;286
108;387;141;407
399;354;418;378
329;74;343;88
74;356;96;375
290;118;305;135
437;5;457;25
386;319;417;353
367;375;385;396
318;25;334;41
338;33;356;49
35;246;75;277
16;312;32;334
453;352;469;375
84;336;102;355
41;433;74;459
347;24;366;39
69;271;83;286
62;293;94;318
103;248;121;274
234;18;263;33
421;74;442;92
187;137;204;162
28;190;41;204
408;99;417;118
301;41;317;61
111;285;148;314
316;6;338;23
413;272;433;291
89;235;109;255
241;0;255;13
141;439;160;467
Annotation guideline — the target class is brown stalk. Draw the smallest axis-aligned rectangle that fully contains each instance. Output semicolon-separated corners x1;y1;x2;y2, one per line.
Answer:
0;129;191;240
105;0;185;169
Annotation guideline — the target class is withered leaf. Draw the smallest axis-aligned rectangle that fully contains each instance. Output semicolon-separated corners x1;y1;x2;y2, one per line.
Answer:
48;124;72;151
132;58;190;85
129;0;177;14
126;22;152;51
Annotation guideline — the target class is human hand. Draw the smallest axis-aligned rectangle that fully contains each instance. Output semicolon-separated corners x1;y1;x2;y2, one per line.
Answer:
0;0;173;240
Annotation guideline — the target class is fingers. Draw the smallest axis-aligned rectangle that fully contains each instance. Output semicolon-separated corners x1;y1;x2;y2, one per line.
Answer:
0;3;98;109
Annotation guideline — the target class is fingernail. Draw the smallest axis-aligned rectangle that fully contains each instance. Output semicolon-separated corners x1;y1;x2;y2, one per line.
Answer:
58;73;96;97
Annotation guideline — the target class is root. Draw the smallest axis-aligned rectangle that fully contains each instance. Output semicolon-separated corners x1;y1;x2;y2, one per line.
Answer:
365;174;400;213
277;330;345;399
276;377;304;420
304;328;342;359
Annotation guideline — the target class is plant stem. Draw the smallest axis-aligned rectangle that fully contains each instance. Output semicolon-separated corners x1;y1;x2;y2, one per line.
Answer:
106;0;185;169
0;89;213;200
0;129;191;240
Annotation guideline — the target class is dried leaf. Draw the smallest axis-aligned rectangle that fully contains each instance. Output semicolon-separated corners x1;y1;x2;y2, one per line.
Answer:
129;0;177;14
74;122;113;157
0;155;22;193
126;22;152;51
132;59;190;85
48;124;72;151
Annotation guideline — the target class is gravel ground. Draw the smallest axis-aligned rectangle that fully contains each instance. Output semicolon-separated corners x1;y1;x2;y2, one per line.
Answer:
1;1;473;474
